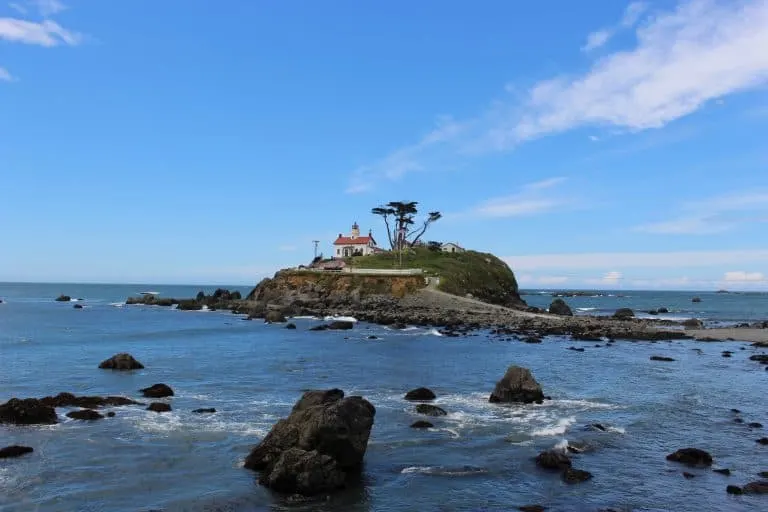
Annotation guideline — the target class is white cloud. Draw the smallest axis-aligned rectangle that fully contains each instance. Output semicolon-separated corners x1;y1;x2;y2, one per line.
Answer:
8;3;27;15
621;2;648;27
348;0;768;191
29;0;67;17
582;3;647;52
453;177;570;219
517;274;569;286
637;190;768;234
582;30;611;52
0;17;81;46
723;270;766;282
0;66;13;81
505;249;768;270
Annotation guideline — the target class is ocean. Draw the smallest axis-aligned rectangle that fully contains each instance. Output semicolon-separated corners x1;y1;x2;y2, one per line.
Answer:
1;283;767;511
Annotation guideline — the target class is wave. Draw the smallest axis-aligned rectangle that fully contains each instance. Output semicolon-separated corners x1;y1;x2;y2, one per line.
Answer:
290;315;319;320
531;416;576;436
109;302;125;307
324;315;358;323
428;328;444;337
400;465;489;476
576;307;597;312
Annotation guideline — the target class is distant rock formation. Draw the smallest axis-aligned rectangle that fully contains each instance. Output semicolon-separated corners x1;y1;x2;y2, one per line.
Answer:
548;298;573;316
489;366;544;404
99;353;144;370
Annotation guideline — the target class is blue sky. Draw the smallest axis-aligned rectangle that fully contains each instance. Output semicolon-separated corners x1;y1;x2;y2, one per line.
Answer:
1;0;767;289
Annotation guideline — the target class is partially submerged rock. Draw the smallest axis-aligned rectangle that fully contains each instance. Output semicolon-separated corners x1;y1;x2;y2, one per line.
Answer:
98;353;144;370
193;408;216;414
265;310;287;323
55;295;71;302
415;404;447;417
535;450;572;470
244;388;375;496
404;387;436;401
410;420;434;429
489;365;544;404
728;481;768;495
612;308;635;320
0;445;34;459
563;467;593;483
650;356;676;362
140;383;174;398
548;299;573;316
66;409;104;421
147;402;172;413
0;398;57;425
666;448;713;466
40;392;140;409
683;318;704;329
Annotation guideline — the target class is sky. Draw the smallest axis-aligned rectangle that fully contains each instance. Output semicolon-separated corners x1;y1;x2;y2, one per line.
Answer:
1;0;767;289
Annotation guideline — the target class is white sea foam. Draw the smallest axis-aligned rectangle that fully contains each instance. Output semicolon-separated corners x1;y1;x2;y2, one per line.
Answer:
400;466;488;476
109;302;125;307
577;307;597;312
428;328;444;337
291;315;318;320
553;439;570;451
324;315;358;323
532;416;576;436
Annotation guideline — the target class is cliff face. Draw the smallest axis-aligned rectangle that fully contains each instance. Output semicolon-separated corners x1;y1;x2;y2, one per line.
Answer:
245;271;426;308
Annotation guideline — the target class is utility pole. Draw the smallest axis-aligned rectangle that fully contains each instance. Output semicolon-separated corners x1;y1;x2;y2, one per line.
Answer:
312;240;320;260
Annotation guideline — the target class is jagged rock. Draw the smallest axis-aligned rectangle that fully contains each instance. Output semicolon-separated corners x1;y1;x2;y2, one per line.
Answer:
0;445;34;458
193;408;216;414
39;392;140;409
612;308;635;320
147;402;171;413
410;420;434;429
416;404;447;416
650;356;676;362
265;310;287;323
244;389;375;496
98;353;144;370
55;295;71;302
666;448;713;466
0;398;57;425
66;409;104;421
536;450;572;470
489;366;544;404
563;468;593;483
548;299;573;316
404;387;436;401
140;384;174;398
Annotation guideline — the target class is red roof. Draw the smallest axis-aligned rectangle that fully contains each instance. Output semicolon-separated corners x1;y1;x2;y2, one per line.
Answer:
334;235;375;246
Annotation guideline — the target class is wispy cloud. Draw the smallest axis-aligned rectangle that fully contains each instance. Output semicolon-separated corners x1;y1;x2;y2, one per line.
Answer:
0;18;80;46
723;270;766;282
0;66;13;81
8;2;27;15
347;0;768;191
581;2;648;52
29;0;67;17
453;177;570;219
636;190;768;234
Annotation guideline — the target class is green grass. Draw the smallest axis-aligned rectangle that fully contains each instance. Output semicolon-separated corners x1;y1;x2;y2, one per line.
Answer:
347;247;522;306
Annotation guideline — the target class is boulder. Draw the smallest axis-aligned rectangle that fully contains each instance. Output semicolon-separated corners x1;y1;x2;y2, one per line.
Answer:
756;438;768;445
683;319;704;329
404;387;436;401
327;321;354;330
410;420;434;429
55;295;71;302
73;304;84;309
692;297;702;303
66;409;104;421
658;307;669;313
548;299;573;316
193;408;216;414
309;325;328;331
415;404;447;416
147;402;172;413
265;310;287;323
666;448;713;466
535;450;572;470
727;485;743;495
713;468;731;475
489;366;544;404
749;422;763;428
0;445;34;459
140;384;174;398
650;356;676;362
0;398;57;425
98;353;144;370
742;481;768;494
285;323;297;330
39;392;140;409
244;389;375;496
563;468;593;483
518;506;546;512
749;354;768;363
612;308;635;320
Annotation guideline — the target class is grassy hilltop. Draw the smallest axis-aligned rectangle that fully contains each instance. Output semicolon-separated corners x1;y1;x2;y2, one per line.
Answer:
346;247;524;307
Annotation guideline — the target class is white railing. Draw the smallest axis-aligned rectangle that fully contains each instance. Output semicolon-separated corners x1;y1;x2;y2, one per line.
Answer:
342;267;423;275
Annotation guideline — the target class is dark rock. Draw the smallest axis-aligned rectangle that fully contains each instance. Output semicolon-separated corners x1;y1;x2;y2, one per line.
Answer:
735;418;744;424
66;409;104;421
648;310;659;315
650;356;676;362
147;402;171;413
176;299;203;310
140;384;174;398
367;335;378;339
98;353;144;370
683;472;696;479
727;485;743;495
756;437;768;445
327;321;354;330
309;325;328;331
73;304;84;309
713;468;731;476
265;310;287;323
523;336;543;344
404;387;436;401
489;365;544;404
106;412;116;417
692;297;702;303
39;392;140;409
548;299;573;316
742;481;768;494
612;308;635;320
563;468;593;483
536;450;571;470
666;448;713;466
722;352;732;358
658;307;669;313
749;354;768;363
0;398;57;425
410;420;434;429
0;445;34;459
416;404;447;416
244;389;375;496
568;346;585;352
55;295;71;302
193;408;216;414
519;506;546;512
285;323;297;329
759;471;768;478
683;318;704;329
731;409;741;413
589;423;607;432
749;422;764;428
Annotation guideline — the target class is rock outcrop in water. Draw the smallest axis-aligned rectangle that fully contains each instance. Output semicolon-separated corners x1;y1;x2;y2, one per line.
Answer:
39;392;140;409
415;404;447;416
549;298;573;316
99;353;144;370
0;398;57;425
140;384;174;398
147;402;171;413
613;308;635;320
55;295;71;302
666;448;713;466
0;445;34;458
489;366;544;404
66;409;104;421
244;388;375;496
404;387;436;401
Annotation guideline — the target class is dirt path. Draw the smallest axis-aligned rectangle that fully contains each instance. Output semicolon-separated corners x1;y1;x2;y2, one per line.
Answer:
686;328;768;343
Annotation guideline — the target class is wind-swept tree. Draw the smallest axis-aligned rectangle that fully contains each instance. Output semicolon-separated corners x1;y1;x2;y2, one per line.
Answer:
370;201;442;255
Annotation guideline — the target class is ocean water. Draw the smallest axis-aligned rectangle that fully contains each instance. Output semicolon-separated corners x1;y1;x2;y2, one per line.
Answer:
1;283;767;512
